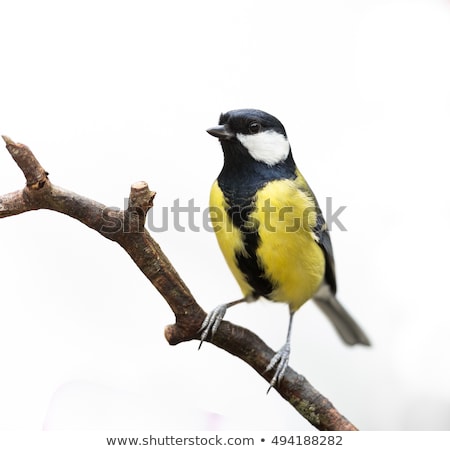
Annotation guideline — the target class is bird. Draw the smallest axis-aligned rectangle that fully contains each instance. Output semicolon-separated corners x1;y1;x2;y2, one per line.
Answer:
199;108;370;390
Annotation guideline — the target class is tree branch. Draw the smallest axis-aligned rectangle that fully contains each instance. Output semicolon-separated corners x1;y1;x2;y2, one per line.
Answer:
0;136;358;431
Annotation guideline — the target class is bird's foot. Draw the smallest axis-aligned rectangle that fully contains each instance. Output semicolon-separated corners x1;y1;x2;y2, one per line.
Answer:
198;303;228;349
265;342;291;392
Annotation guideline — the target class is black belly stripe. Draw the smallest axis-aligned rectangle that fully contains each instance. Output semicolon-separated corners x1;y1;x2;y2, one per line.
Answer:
235;227;274;297
225;195;274;298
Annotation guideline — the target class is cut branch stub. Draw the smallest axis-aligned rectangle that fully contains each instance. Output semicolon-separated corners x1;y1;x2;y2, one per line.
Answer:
2;136;48;189
124;181;156;233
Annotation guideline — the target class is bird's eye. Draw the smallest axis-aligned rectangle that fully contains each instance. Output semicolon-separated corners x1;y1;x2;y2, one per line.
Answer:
248;121;261;134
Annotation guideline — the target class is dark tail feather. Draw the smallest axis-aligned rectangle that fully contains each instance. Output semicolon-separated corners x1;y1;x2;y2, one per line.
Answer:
313;292;371;346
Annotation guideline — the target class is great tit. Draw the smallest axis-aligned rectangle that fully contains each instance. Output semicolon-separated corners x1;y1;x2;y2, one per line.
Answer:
200;109;370;389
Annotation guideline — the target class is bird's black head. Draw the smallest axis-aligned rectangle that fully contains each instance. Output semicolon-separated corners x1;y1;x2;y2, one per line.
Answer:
207;109;291;166
212;109;287;139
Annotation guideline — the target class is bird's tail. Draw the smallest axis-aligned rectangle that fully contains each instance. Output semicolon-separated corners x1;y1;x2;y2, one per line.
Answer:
313;290;371;346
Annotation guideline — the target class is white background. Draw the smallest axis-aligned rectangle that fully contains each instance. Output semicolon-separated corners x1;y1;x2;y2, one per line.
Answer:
1;0;450;431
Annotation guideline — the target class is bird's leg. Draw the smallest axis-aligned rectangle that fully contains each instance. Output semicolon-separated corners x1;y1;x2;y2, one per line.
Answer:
198;295;255;349
265;310;295;391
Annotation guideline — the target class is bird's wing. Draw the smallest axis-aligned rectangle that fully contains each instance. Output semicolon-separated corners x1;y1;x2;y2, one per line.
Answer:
311;207;337;294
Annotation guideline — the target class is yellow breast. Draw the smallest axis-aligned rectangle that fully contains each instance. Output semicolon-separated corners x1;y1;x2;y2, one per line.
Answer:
251;179;325;309
209;177;325;311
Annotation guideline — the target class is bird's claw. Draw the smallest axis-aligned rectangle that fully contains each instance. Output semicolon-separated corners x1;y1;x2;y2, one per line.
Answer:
265;343;291;392
198;304;228;349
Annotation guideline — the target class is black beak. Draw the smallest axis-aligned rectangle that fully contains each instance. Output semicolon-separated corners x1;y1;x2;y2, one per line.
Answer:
206;124;235;141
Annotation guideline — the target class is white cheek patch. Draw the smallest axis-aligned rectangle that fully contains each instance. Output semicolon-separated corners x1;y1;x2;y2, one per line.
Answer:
236;131;290;166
